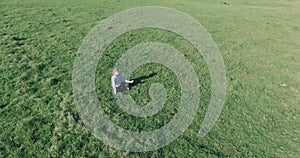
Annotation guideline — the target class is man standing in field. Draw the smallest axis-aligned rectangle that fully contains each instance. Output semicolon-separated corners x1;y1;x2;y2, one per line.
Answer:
111;68;134;95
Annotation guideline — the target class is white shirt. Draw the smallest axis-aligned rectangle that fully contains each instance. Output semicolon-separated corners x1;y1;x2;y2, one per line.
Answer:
111;74;125;88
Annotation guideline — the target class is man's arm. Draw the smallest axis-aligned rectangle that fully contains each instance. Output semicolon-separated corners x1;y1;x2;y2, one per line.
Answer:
125;80;134;83
111;76;117;95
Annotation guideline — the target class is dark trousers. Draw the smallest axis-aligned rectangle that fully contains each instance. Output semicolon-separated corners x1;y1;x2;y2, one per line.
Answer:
116;82;129;93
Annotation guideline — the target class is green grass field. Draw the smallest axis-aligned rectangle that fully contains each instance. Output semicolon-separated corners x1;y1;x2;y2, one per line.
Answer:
1;0;299;157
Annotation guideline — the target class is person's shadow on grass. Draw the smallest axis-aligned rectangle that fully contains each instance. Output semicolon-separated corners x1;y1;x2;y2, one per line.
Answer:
129;72;157;89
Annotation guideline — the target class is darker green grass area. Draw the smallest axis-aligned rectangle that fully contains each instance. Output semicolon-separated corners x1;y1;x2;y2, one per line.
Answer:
95;28;210;133
0;0;299;157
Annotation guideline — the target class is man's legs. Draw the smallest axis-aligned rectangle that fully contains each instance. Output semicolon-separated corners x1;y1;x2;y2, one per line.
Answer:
116;82;129;93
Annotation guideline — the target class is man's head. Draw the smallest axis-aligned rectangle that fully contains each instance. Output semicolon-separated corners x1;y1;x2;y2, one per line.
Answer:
112;68;119;76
